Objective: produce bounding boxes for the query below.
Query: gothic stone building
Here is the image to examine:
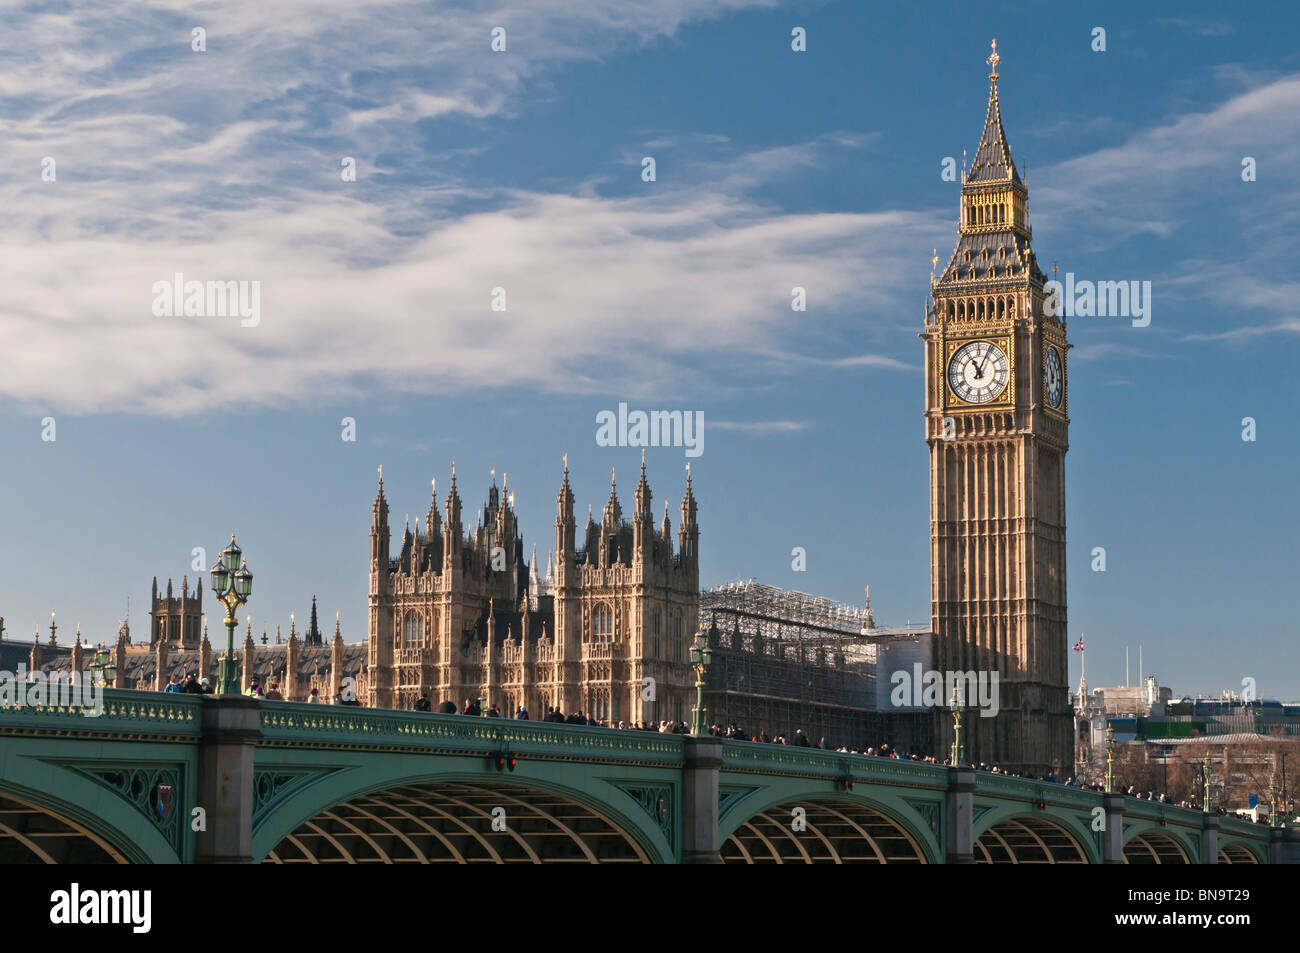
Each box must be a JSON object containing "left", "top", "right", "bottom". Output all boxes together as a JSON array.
[
  {"left": 925, "top": 42, "right": 1072, "bottom": 774},
  {"left": 149, "top": 576, "right": 203, "bottom": 648},
  {"left": 363, "top": 461, "right": 699, "bottom": 723}
]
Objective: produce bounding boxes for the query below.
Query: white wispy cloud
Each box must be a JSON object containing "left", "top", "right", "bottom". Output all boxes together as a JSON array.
[
  {"left": 3, "top": 0, "right": 946, "bottom": 415},
  {"left": 707, "top": 419, "right": 811, "bottom": 433}
]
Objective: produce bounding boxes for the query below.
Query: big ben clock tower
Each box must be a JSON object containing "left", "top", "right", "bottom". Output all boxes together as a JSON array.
[{"left": 925, "top": 41, "right": 1070, "bottom": 774}]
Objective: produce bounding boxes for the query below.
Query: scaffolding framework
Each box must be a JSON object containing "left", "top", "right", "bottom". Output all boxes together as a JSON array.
[
  {"left": 698, "top": 580, "right": 932, "bottom": 751},
  {"left": 702, "top": 579, "right": 914, "bottom": 666}
]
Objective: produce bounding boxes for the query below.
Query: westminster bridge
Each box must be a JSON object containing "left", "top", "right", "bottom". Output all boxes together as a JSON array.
[{"left": 1, "top": 690, "right": 1292, "bottom": 864}]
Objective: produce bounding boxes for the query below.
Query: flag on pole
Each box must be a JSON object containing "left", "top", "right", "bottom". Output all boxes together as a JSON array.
[{"left": 1073, "top": 636, "right": 1084, "bottom": 652}]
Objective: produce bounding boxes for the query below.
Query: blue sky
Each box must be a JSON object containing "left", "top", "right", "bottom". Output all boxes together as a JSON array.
[{"left": 1, "top": 1, "right": 1296, "bottom": 697}]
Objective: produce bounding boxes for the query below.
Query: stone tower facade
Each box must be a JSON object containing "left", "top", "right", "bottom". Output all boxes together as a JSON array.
[
  {"left": 924, "top": 41, "right": 1071, "bottom": 774},
  {"left": 149, "top": 576, "right": 202, "bottom": 649},
  {"left": 366, "top": 459, "right": 699, "bottom": 722}
]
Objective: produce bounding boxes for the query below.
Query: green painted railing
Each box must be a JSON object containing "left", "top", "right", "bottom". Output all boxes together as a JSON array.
[
  {"left": 1121, "top": 793, "right": 1204, "bottom": 828},
  {"left": 1219, "top": 815, "right": 1272, "bottom": 842},
  {"left": 0, "top": 688, "right": 202, "bottom": 739},
  {"left": 720, "top": 741, "right": 949, "bottom": 788},
  {"left": 258, "top": 702, "right": 685, "bottom": 765}
]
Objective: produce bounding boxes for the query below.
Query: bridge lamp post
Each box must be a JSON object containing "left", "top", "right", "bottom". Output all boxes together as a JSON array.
[
  {"left": 949, "top": 683, "right": 965, "bottom": 766},
  {"left": 88, "top": 644, "right": 116, "bottom": 688},
  {"left": 1201, "top": 753, "right": 1213, "bottom": 814},
  {"left": 210, "top": 534, "right": 254, "bottom": 695},
  {"left": 1104, "top": 725, "right": 1116, "bottom": 793},
  {"left": 688, "top": 629, "right": 712, "bottom": 736}
]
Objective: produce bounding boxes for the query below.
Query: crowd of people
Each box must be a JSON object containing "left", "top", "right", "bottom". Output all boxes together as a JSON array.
[{"left": 162, "top": 672, "right": 211, "bottom": 694}]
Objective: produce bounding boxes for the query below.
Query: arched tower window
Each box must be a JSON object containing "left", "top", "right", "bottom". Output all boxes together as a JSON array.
[
  {"left": 593, "top": 603, "right": 614, "bottom": 642},
  {"left": 403, "top": 612, "right": 424, "bottom": 648}
]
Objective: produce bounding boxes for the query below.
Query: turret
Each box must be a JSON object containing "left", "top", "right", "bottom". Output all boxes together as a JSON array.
[
  {"left": 370, "top": 466, "right": 390, "bottom": 572},
  {"left": 555, "top": 454, "right": 576, "bottom": 565},
  {"left": 425, "top": 478, "right": 441, "bottom": 538},
  {"left": 678, "top": 463, "right": 698, "bottom": 563},
  {"left": 633, "top": 451, "right": 652, "bottom": 562},
  {"left": 443, "top": 461, "right": 463, "bottom": 569}
]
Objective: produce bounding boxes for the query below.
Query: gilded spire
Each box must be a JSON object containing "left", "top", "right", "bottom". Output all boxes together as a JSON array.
[{"left": 967, "top": 38, "right": 1021, "bottom": 186}]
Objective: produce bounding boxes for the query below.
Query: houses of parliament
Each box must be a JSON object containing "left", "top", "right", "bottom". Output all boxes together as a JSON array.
[
  {"left": 356, "top": 459, "right": 700, "bottom": 723},
  {"left": 7, "top": 42, "right": 1072, "bottom": 775}
]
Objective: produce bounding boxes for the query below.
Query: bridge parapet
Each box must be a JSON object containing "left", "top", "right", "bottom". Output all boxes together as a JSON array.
[
  {"left": 259, "top": 703, "right": 684, "bottom": 765},
  {"left": 721, "top": 741, "right": 948, "bottom": 788},
  {"left": 0, "top": 688, "right": 202, "bottom": 740},
  {"left": 1121, "top": 793, "right": 1202, "bottom": 828}
]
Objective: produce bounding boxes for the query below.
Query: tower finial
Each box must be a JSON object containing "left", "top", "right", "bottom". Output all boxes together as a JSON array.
[
  {"left": 377, "top": 464, "right": 383, "bottom": 483},
  {"left": 987, "top": 37, "right": 1000, "bottom": 81}
]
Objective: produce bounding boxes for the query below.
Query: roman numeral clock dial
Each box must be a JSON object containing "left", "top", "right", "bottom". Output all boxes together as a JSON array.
[
  {"left": 947, "top": 340, "right": 1009, "bottom": 404},
  {"left": 1043, "top": 343, "right": 1063, "bottom": 409}
]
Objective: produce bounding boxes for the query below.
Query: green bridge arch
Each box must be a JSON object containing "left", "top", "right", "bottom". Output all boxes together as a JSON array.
[
  {"left": 249, "top": 755, "right": 678, "bottom": 864},
  {"left": 0, "top": 691, "right": 1290, "bottom": 865}
]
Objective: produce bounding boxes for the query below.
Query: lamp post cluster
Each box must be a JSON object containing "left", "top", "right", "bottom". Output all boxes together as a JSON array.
[
  {"left": 209, "top": 534, "right": 254, "bottom": 695},
  {"left": 688, "top": 628, "right": 712, "bottom": 736},
  {"left": 88, "top": 644, "right": 116, "bottom": 688}
]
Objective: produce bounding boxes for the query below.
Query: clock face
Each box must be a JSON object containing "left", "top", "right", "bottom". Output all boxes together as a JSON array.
[
  {"left": 1044, "top": 344, "right": 1063, "bottom": 409},
  {"left": 948, "top": 340, "right": 1009, "bottom": 404}
]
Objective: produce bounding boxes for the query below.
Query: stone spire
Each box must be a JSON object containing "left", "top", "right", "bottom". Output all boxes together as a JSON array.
[
  {"left": 633, "top": 450, "right": 653, "bottom": 560},
  {"left": 602, "top": 466, "right": 622, "bottom": 529},
  {"left": 555, "top": 453, "right": 576, "bottom": 559},
  {"left": 634, "top": 449, "right": 651, "bottom": 518},
  {"left": 426, "top": 477, "right": 441, "bottom": 537},
  {"left": 444, "top": 461, "right": 463, "bottom": 558},
  {"left": 371, "top": 465, "right": 391, "bottom": 572},
  {"left": 306, "top": 595, "right": 323, "bottom": 646},
  {"left": 679, "top": 463, "right": 698, "bottom": 561}
]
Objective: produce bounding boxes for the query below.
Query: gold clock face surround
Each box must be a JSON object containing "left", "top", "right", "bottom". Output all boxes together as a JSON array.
[{"left": 947, "top": 339, "right": 1010, "bottom": 405}]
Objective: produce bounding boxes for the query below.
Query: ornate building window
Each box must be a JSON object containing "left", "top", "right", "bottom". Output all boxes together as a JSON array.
[
  {"left": 404, "top": 613, "right": 424, "bottom": 648},
  {"left": 651, "top": 609, "right": 661, "bottom": 658},
  {"left": 593, "top": 603, "right": 614, "bottom": 642}
]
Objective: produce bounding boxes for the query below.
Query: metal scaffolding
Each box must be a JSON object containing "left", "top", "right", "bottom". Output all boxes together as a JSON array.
[
  {"left": 700, "top": 579, "right": 874, "bottom": 667},
  {"left": 696, "top": 580, "right": 933, "bottom": 750}
]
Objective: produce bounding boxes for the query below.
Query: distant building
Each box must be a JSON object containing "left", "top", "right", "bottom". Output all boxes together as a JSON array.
[{"left": 149, "top": 576, "right": 202, "bottom": 649}]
